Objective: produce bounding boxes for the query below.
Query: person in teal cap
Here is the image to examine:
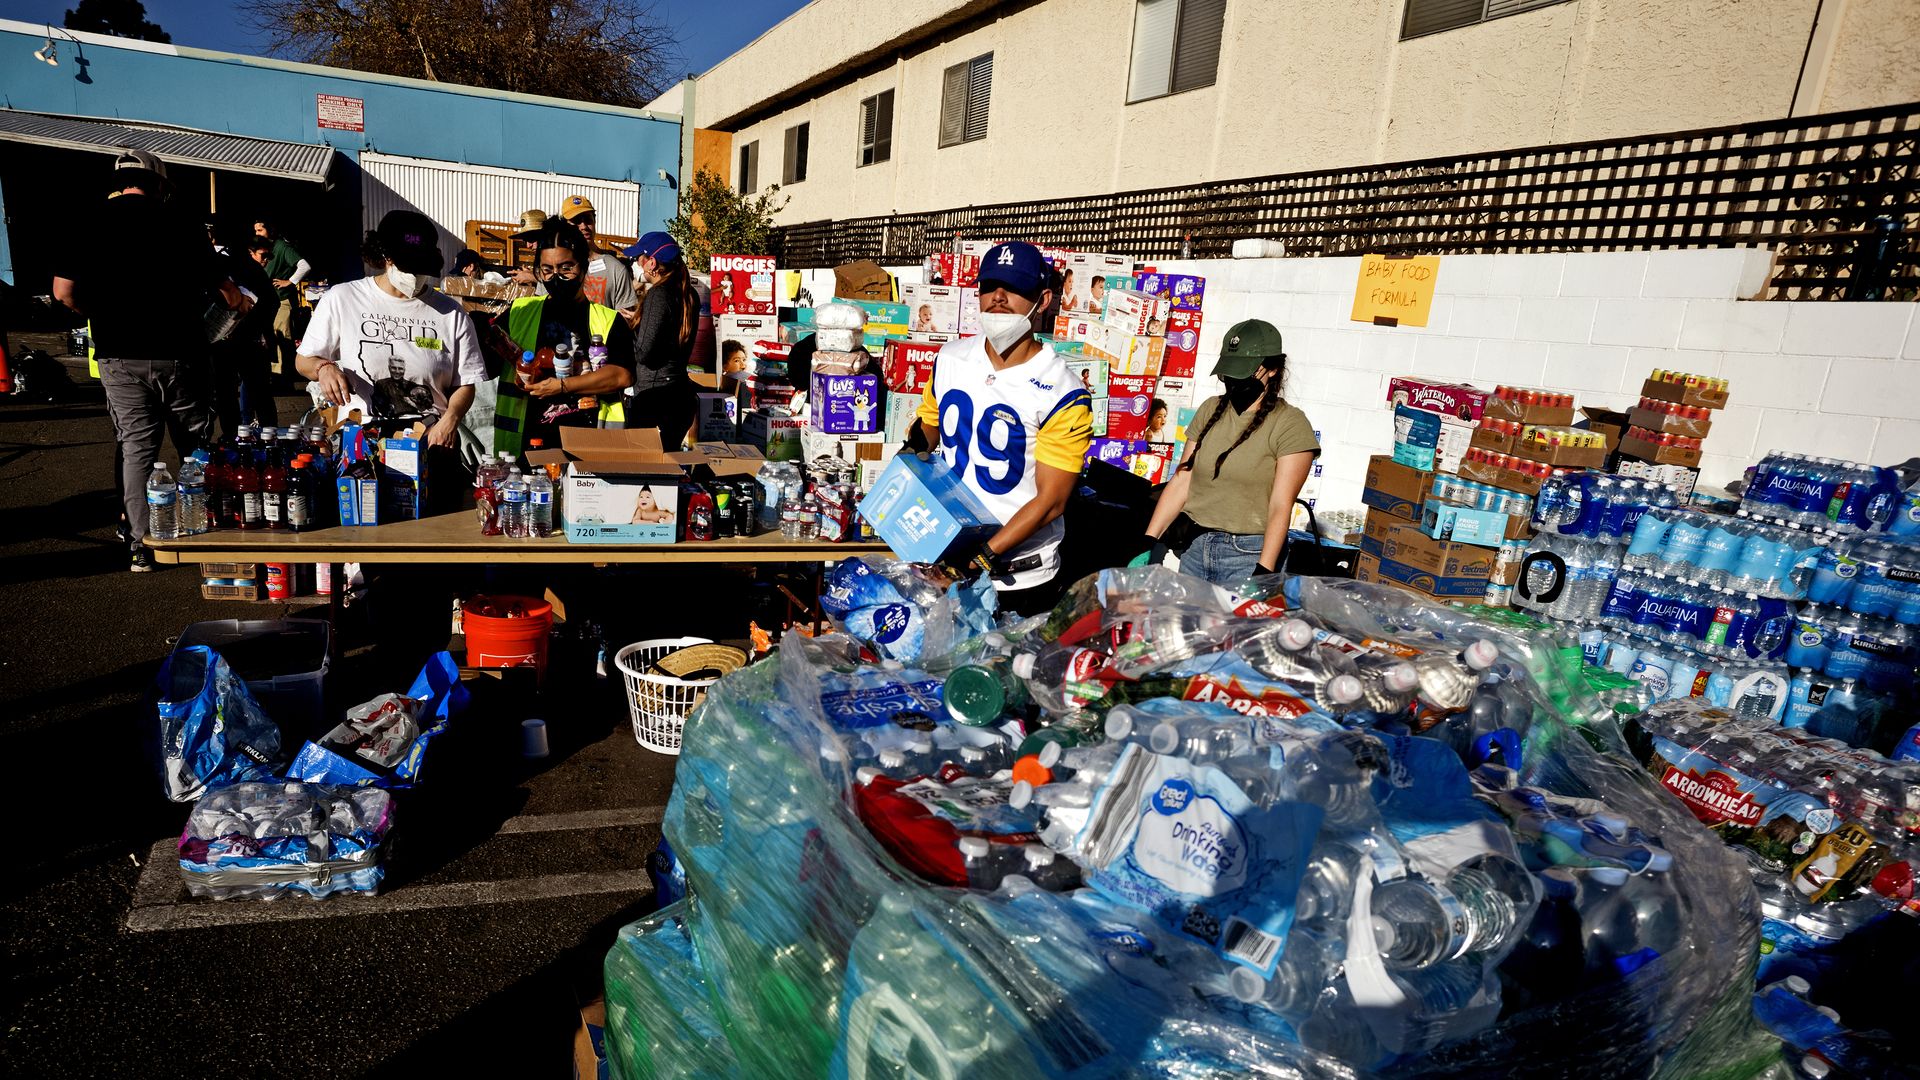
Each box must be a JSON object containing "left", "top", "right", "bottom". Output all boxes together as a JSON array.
[{"left": 1146, "top": 319, "right": 1320, "bottom": 585}]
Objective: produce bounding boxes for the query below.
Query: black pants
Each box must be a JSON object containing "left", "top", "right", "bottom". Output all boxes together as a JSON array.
[
  {"left": 211, "top": 338, "right": 277, "bottom": 439},
  {"left": 996, "top": 574, "right": 1066, "bottom": 619},
  {"left": 626, "top": 381, "right": 698, "bottom": 451}
]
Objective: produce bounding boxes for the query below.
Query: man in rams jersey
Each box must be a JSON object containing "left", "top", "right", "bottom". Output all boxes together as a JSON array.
[{"left": 908, "top": 242, "right": 1094, "bottom": 616}]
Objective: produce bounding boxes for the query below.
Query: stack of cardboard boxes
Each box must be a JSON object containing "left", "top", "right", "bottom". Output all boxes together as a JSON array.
[
  {"left": 1068, "top": 268, "right": 1206, "bottom": 485},
  {"left": 1579, "top": 368, "right": 1728, "bottom": 500},
  {"left": 1361, "top": 379, "right": 1574, "bottom": 603}
]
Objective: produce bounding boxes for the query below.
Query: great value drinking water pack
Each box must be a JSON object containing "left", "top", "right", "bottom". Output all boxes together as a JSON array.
[{"left": 1076, "top": 744, "right": 1323, "bottom": 978}]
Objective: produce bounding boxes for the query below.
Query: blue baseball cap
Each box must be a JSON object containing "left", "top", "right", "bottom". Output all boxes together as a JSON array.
[
  {"left": 623, "top": 231, "right": 680, "bottom": 264},
  {"left": 977, "top": 242, "right": 1049, "bottom": 300}
]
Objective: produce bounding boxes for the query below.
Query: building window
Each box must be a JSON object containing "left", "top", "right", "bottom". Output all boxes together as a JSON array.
[
  {"left": 859, "top": 90, "right": 894, "bottom": 167},
  {"left": 783, "top": 123, "right": 809, "bottom": 185},
  {"left": 1401, "top": 0, "right": 1570, "bottom": 40},
  {"left": 1127, "top": 0, "right": 1227, "bottom": 103},
  {"left": 939, "top": 53, "right": 992, "bottom": 148},
  {"left": 738, "top": 140, "right": 759, "bottom": 194}
]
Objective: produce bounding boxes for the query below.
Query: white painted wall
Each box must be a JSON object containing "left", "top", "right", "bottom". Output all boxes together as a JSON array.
[{"left": 1144, "top": 249, "right": 1920, "bottom": 513}]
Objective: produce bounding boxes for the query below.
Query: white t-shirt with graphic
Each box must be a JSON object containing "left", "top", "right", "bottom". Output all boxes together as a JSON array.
[{"left": 300, "top": 276, "right": 487, "bottom": 421}]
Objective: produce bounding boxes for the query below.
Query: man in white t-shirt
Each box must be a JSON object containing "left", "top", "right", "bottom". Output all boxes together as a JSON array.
[
  {"left": 909, "top": 241, "right": 1093, "bottom": 616},
  {"left": 298, "top": 210, "right": 486, "bottom": 456}
]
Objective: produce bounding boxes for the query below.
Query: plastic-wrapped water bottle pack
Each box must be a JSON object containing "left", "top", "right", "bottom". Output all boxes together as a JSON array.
[
  {"left": 178, "top": 780, "right": 393, "bottom": 899},
  {"left": 603, "top": 564, "right": 1792, "bottom": 1078}
]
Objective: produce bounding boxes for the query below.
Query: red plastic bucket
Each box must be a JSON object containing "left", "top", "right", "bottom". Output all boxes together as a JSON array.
[{"left": 463, "top": 594, "right": 553, "bottom": 673}]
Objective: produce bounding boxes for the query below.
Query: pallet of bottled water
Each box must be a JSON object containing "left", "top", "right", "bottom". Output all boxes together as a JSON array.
[{"left": 602, "top": 563, "right": 1787, "bottom": 1078}]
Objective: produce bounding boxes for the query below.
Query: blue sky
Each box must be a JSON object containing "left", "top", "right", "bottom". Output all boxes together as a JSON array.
[{"left": 0, "top": 0, "right": 803, "bottom": 80}]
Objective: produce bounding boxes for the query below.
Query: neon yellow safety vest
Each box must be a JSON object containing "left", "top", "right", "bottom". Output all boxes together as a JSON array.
[
  {"left": 87, "top": 321, "right": 98, "bottom": 379},
  {"left": 505, "top": 296, "right": 624, "bottom": 425}
]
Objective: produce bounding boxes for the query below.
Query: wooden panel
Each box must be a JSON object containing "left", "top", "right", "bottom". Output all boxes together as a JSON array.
[{"left": 770, "top": 104, "right": 1920, "bottom": 301}]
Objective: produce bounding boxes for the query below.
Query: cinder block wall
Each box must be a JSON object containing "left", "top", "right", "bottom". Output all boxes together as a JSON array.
[{"left": 1146, "top": 250, "right": 1919, "bottom": 512}]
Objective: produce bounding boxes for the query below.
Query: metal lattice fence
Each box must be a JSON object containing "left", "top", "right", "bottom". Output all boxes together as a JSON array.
[{"left": 772, "top": 103, "right": 1920, "bottom": 300}]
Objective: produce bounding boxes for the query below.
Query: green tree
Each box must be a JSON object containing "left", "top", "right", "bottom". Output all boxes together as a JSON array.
[
  {"left": 240, "top": 0, "right": 680, "bottom": 107},
  {"left": 65, "top": 0, "right": 171, "bottom": 42},
  {"left": 666, "top": 169, "right": 790, "bottom": 274}
]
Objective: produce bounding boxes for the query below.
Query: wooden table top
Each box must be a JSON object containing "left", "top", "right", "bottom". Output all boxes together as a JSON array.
[{"left": 150, "top": 513, "right": 888, "bottom": 565}]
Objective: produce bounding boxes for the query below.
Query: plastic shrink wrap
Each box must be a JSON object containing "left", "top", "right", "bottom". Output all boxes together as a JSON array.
[{"left": 606, "top": 566, "right": 1786, "bottom": 1079}]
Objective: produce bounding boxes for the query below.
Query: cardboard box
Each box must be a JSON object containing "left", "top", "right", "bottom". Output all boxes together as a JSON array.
[
  {"left": 1094, "top": 328, "right": 1164, "bottom": 377},
  {"left": 696, "top": 393, "right": 739, "bottom": 441},
  {"left": 1132, "top": 271, "right": 1206, "bottom": 313},
  {"left": 1156, "top": 376, "right": 1198, "bottom": 408},
  {"left": 1627, "top": 405, "right": 1714, "bottom": 440},
  {"left": 1469, "top": 424, "right": 1521, "bottom": 456},
  {"left": 1065, "top": 357, "right": 1110, "bottom": 398},
  {"left": 1106, "top": 374, "right": 1158, "bottom": 439},
  {"left": 1482, "top": 395, "right": 1576, "bottom": 427},
  {"left": 901, "top": 282, "right": 962, "bottom": 334},
  {"left": 881, "top": 338, "right": 940, "bottom": 395},
  {"left": 1640, "top": 376, "right": 1729, "bottom": 410},
  {"left": 717, "top": 313, "right": 780, "bottom": 371},
  {"left": 1421, "top": 498, "right": 1528, "bottom": 546},
  {"left": 1582, "top": 405, "right": 1630, "bottom": 454},
  {"left": 857, "top": 453, "right": 999, "bottom": 564},
  {"left": 379, "top": 426, "right": 428, "bottom": 522},
  {"left": 1379, "top": 517, "right": 1498, "bottom": 578},
  {"left": 556, "top": 428, "right": 683, "bottom": 544},
  {"left": 1386, "top": 377, "right": 1489, "bottom": 422},
  {"left": 201, "top": 582, "right": 267, "bottom": 601},
  {"left": 336, "top": 473, "right": 381, "bottom": 527},
  {"left": 1062, "top": 253, "right": 1132, "bottom": 314},
  {"left": 1355, "top": 552, "right": 1491, "bottom": 600},
  {"left": 1087, "top": 437, "right": 1148, "bottom": 469},
  {"left": 1393, "top": 405, "right": 1474, "bottom": 473},
  {"left": 1090, "top": 399, "right": 1110, "bottom": 437},
  {"left": 742, "top": 409, "right": 805, "bottom": 460},
  {"left": 574, "top": 998, "right": 609, "bottom": 1080},
  {"left": 1508, "top": 436, "right": 1609, "bottom": 470},
  {"left": 802, "top": 429, "right": 886, "bottom": 464},
  {"left": 1053, "top": 314, "right": 1104, "bottom": 345},
  {"left": 709, "top": 254, "right": 778, "bottom": 316},
  {"left": 1619, "top": 429, "right": 1704, "bottom": 467},
  {"left": 201, "top": 562, "right": 260, "bottom": 578},
  {"left": 884, "top": 393, "right": 921, "bottom": 443},
  {"left": 1161, "top": 310, "right": 1202, "bottom": 378},
  {"left": 851, "top": 300, "right": 910, "bottom": 328},
  {"left": 1363, "top": 454, "right": 1435, "bottom": 522},
  {"left": 1130, "top": 442, "right": 1177, "bottom": 484},
  {"left": 930, "top": 252, "right": 981, "bottom": 288},
  {"left": 1459, "top": 456, "right": 1548, "bottom": 495},
  {"left": 810, "top": 371, "right": 883, "bottom": 434},
  {"left": 958, "top": 289, "right": 980, "bottom": 337},
  {"left": 1100, "top": 288, "right": 1171, "bottom": 336}
]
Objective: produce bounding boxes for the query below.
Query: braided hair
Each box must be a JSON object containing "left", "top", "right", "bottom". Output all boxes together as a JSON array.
[{"left": 1179, "top": 354, "right": 1288, "bottom": 479}]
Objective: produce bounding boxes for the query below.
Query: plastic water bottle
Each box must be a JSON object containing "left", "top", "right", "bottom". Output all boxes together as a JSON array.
[
  {"left": 552, "top": 341, "right": 576, "bottom": 380},
  {"left": 1658, "top": 512, "right": 1710, "bottom": 577},
  {"left": 1148, "top": 715, "right": 1254, "bottom": 766},
  {"left": 499, "top": 467, "right": 530, "bottom": 538},
  {"left": 528, "top": 470, "right": 554, "bottom": 538},
  {"left": 1412, "top": 640, "right": 1499, "bottom": 710},
  {"left": 1695, "top": 518, "right": 1746, "bottom": 589},
  {"left": 145, "top": 462, "right": 179, "bottom": 540},
  {"left": 1624, "top": 508, "right": 1670, "bottom": 571},
  {"left": 1228, "top": 928, "right": 1341, "bottom": 1018},
  {"left": 1581, "top": 860, "right": 1681, "bottom": 978},
  {"left": 176, "top": 458, "right": 208, "bottom": 535},
  {"left": 1369, "top": 854, "right": 1532, "bottom": 969},
  {"left": 1549, "top": 541, "right": 1591, "bottom": 622}
]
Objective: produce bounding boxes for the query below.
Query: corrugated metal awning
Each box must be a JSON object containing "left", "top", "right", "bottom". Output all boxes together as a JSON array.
[{"left": 0, "top": 110, "right": 335, "bottom": 183}]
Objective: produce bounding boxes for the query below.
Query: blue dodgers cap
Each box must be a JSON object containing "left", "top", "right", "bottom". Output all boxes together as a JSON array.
[
  {"left": 977, "top": 241, "right": 1050, "bottom": 300},
  {"left": 623, "top": 231, "right": 681, "bottom": 263}
]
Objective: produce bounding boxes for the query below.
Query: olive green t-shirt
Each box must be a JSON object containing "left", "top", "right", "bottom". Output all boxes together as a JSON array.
[{"left": 1180, "top": 397, "right": 1321, "bottom": 535}]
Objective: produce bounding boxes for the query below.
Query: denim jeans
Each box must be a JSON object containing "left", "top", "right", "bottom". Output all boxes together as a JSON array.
[{"left": 1181, "top": 529, "right": 1266, "bottom": 587}]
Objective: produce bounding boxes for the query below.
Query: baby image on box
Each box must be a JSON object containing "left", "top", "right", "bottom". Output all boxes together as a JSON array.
[
  {"left": 914, "top": 304, "right": 937, "bottom": 332},
  {"left": 629, "top": 487, "right": 677, "bottom": 525}
]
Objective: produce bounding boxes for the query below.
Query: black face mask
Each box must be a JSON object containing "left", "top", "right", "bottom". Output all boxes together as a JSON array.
[
  {"left": 545, "top": 275, "right": 582, "bottom": 302},
  {"left": 1224, "top": 375, "right": 1264, "bottom": 412}
]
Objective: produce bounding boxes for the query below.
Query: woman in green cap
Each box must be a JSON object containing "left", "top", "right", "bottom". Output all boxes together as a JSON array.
[{"left": 1146, "top": 319, "right": 1320, "bottom": 585}]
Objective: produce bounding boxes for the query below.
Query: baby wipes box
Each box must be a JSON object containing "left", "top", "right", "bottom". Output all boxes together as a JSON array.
[{"left": 858, "top": 453, "right": 999, "bottom": 564}]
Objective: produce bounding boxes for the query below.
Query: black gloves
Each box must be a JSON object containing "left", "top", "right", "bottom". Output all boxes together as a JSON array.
[
  {"left": 1255, "top": 564, "right": 1276, "bottom": 577},
  {"left": 940, "top": 542, "right": 1007, "bottom": 582}
]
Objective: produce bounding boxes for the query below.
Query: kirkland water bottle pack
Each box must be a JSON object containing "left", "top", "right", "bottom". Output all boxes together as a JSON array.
[
  {"left": 178, "top": 781, "right": 393, "bottom": 899},
  {"left": 603, "top": 562, "right": 1781, "bottom": 1079}
]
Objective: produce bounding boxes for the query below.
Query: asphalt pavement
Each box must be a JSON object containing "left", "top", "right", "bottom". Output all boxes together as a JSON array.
[{"left": 0, "top": 344, "right": 741, "bottom": 1077}]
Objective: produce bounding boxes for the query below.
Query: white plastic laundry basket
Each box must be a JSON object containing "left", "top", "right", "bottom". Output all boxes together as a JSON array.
[{"left": 615, "top": 637, "right": 742, "bottom": 755}]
